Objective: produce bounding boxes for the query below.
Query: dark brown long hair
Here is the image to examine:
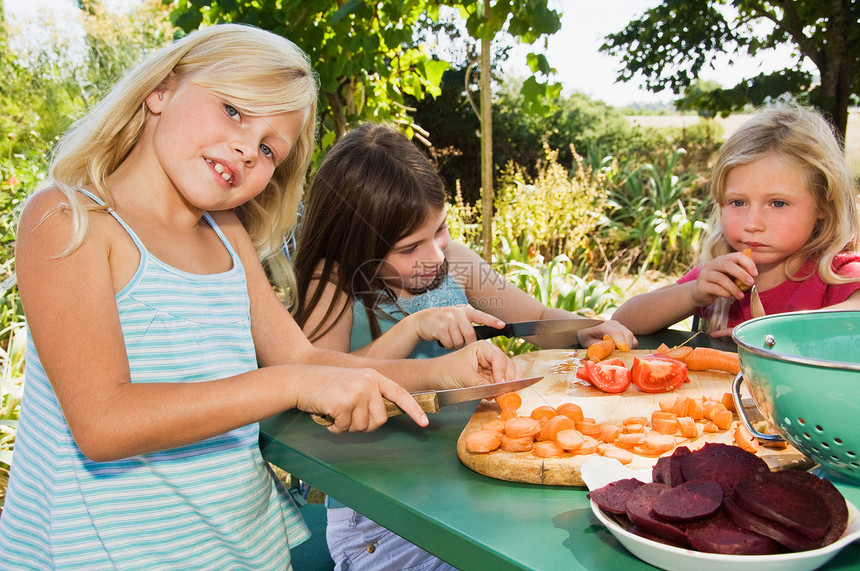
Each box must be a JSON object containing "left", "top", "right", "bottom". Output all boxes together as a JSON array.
[{"left": 293, "top": 123, "right": 448, "bottom": 341}]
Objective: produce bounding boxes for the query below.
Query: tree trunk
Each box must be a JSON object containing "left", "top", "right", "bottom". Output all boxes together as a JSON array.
[{"left": 480, "top": 0, "right": 494, "bottom": 262}]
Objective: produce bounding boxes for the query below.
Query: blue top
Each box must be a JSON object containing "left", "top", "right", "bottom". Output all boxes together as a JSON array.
[
  {"left": 0, "top": 190, "right": 308, "bottom": 570},
  {"left": 350, "top": 275, "right": 469, "bottom": 359}
]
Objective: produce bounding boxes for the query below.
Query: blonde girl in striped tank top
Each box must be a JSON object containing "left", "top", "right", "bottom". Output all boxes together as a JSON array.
[{"left": 1, "top": 23, "right": 519, "bottom": 570}]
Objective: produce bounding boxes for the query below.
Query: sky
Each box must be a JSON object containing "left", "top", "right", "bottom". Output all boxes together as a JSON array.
[{"left": 6, "top": 0, "right": 812, "bottom": 108}]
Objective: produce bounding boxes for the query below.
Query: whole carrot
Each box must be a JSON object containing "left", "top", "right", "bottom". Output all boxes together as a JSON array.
[{"left": 683, "top": 347, "right": 741, "bottom": 375}]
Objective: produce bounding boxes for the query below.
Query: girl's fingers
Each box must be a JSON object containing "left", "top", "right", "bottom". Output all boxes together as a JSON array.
[{"left": 379, "top": 379, "right": 429, "bottom": 427}]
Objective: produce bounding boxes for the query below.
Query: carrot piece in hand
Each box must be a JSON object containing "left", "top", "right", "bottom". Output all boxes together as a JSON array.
[
  {"left": 586, "top": 335, "right": 616, "bottom": 362},
  {"left": 734, "top": 248, "right": 754, "bottom": 291}
]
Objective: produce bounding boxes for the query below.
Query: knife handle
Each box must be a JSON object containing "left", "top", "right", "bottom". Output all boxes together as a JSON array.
[{"left": 311, "top": 392, "right": 440, "bottom": 426}]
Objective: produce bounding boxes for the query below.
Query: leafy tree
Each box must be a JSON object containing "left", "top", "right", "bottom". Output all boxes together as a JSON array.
[
  {"left": 169, "top": 1, "right": 560, "bottom": 146},
  {"left": 601, "top": 1, "right": 859, "bottom": 145}
]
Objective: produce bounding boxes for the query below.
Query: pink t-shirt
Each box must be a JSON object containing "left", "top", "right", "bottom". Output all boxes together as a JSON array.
[{"left": 678, "top": 252, "right": 860, "bottom": 329}]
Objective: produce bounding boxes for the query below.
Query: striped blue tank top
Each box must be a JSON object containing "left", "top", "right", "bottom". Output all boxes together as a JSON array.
[{"left": 0, "top": 191, "right": 308, "bottom": 569}]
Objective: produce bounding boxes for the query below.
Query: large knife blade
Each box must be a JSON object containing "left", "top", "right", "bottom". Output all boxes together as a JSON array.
[
  {"left": 474, "top": 318, "right": 605, "bottom": 340},
  {"left": 311, "top": 375, "right": 543, "bottom": 426}
]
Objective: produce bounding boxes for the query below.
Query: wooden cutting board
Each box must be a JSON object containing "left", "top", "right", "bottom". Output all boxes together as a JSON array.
[{"left": 457, "top": 349, "right": 813, "bottom": 487}]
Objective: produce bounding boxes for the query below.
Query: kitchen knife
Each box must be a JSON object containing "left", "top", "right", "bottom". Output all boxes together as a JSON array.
[
  {"left": 473, "top": 318, "right": 605, "bottom": 340},
  {"left": 311, "top": 375, "right": 543, "bottom": 426}
]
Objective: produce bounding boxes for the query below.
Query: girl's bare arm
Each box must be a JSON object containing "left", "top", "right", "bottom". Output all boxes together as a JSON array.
[
  {"left": 611, "top": 282, "right": 700, "bottom": 335},
  {"left": 16, "top": 195, "right": 427, "bottom": 462}
]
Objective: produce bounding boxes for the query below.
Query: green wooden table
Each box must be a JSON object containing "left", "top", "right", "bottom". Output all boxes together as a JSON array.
[{"left": 260, "top": 330, "right": 860, "bottom": 570}]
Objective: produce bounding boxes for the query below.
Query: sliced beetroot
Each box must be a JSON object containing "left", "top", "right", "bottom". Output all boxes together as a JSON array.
[
  {"left": 732, "top": 472, "right": 831, "bottom": 540},
  {"left": 722, "top": 494, "right": 822, "bottom": 552},
  {"left": 653, "top": 479, "right": 723, "bottom": 523},
  {"left": 588, "top": 478, "right": 645, "bottom": 515},
  {"left": 769, "top": 470, "right": 849, "bottom": 546},
  {"left": 625, "top": 483, "right": 689, "bottom": 546},
  {"left": 652, "top": 445, "right": 690, "bottom": 487},
  {"left": 680, "top": 443, "right": 768, "bottom": 494},
  {"left": 686, "top": 511, "right": 780, "bottom": 555}
]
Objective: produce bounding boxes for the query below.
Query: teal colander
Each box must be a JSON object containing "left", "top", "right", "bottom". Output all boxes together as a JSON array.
[{"left": 732, "top": 310, "right": 860, "bottom": 484}]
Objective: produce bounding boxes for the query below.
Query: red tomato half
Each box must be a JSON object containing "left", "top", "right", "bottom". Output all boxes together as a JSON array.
[
  {"left": 577, "top": 359, "right": 631, "bottom": 393},
  {"left": 630, "top": 355, "right": 688, "bottom": 393}
]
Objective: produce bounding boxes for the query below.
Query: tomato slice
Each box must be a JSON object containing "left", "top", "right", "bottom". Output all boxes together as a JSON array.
[
  {"left": 578, "top": 359, "right": 631, "bottom": 393},
  {"left": 630, "top": 355, "right": 688, "bottom": 393}
]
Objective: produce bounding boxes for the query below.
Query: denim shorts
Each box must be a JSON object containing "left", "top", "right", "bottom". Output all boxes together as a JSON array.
[{"left": 325, "top": 506, "right": 459, "bottom": 571}]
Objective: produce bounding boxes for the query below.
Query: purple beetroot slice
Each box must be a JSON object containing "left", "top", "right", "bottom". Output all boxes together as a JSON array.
[
  {"left": 625, "top": 483, "right": 689, "bottom": 546},
  {"left": 652, "top": 445, "right": 690, "bottom": 487},
  {"left": 588, "top": 478, "right": 645, "bottom": 515},
  {"left": 722, "top": 494, "right": 822, "bottom": 552},
  {"left": 768, "top": 470, "right": 848, "bottom": 546},
  {"left": 653, "top": 479, "right": 723, "bottom": 523},
  {"left": 680, "top": 442, "right": 768, "bottom": 494},
  {"left": 732, "top": 472, "right": 831, "bottom": 541},
  {"left": 686, "top": 511, "right": 780, "bottom": 555}
]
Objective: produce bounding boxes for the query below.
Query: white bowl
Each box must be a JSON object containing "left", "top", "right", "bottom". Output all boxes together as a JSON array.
[{"left": 590, "top": 499, "right": 860, "bottom": 571}]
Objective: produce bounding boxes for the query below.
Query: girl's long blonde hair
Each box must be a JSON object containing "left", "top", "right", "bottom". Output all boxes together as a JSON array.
[
  {"left": 44, "top": 23, "right": 318, "bottom": 286},
  {"left": 700, "top": 104, "right": 859, "bottom": 331}
]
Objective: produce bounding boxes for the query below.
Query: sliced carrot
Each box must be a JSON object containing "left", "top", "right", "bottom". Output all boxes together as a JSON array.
[
  {"left": 677, "top": 416, "right": 699, "bottom": 438},
  {"left": 684, "top": 347, "right": 741, "bottom": 375},
  {"left": 599, "top": 423, "right": 623, "bottom": 443},
  {"left": 665, "top": 346, "right": 694, "bottom": 361},
  {"left": 538, "top": 415, "right": 577, "bottom": 442},
  {"left": 712, "top": 409, "right": 734, "bottom": 430},
  {"left": 529, "top": 405, "right": 558, "bottom": 424},
  {"left": 577, "top": 436, "right": 600, "bottom": 455},
  {"left": 644, "top": 432, "right": 676, "bottom": 453},
  {"left": 556, "top": 402, "right": 584, "bottom": 423},
  {"left": 533, "top": 440, "right": 565, "bottom": 458},
  {"left": 721, "top": 392, "right": 736, "bottom": 413},
  {"left": 651, "top": 417, "right": 679, "bottom": 435},
  {"left": 623, "top": 423, "right": 646, "bottom": 434},
  {"left": 575, "top": 421, "right": 603, "bottom": 437},
  {"left": 702, "top": 421, "right": 719, "bottom": 433},
  {"left": 685, "top": 398, "right": 705, "bottom": 421},
  {"left": 614, "top": 339, "right": 630, "bottom": 352},
  {"left": 734, "top": 424, "right": 760, "bottom": 454},
  {"left": 622, "top": 416, "right": 648, "bottom": 426},
  {"left": 499, "top": 434, "right": 535, "bottom": 453},
  {"left": 554, "top": 428, "right": 584, "bottom": 451},
  {"left": 464, "top": 429, "right": 502, "bottom": 453},
  {"left": 598, "top": 446, "right": 634, "bottom": 465},
  {"left": 504, "top": 416, "right": 542, "bottom": 439},
  {"left": 495, "top": 392, "right": 522, "bottom": 412},
  {"left": 671, "top": 396, "right": 691, "bottom": 417},
  {"left": 501, "top": 407, "right": 518, "bottom": 421},
  {"left": 651, "top": 411, "right": 677, "bottom": 423},
  {"left": 658, "top": 397, "right": 677, "bottom": 413},
  {"left": 481, "top": 419, "right": 505, "bottom": 432},
  {"left": 704, "top": 401, "right": 727, "bottom": 421},
  {"left": 586, "top": 335, "right": 616, "bottom": 362},
  {"left": 615, "top": 432, "right": 646, "bottom": 448}
]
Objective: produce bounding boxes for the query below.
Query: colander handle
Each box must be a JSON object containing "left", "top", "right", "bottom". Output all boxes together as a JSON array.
[{"left": 732, "top": 372, "right": 786, "bottom": 443}]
